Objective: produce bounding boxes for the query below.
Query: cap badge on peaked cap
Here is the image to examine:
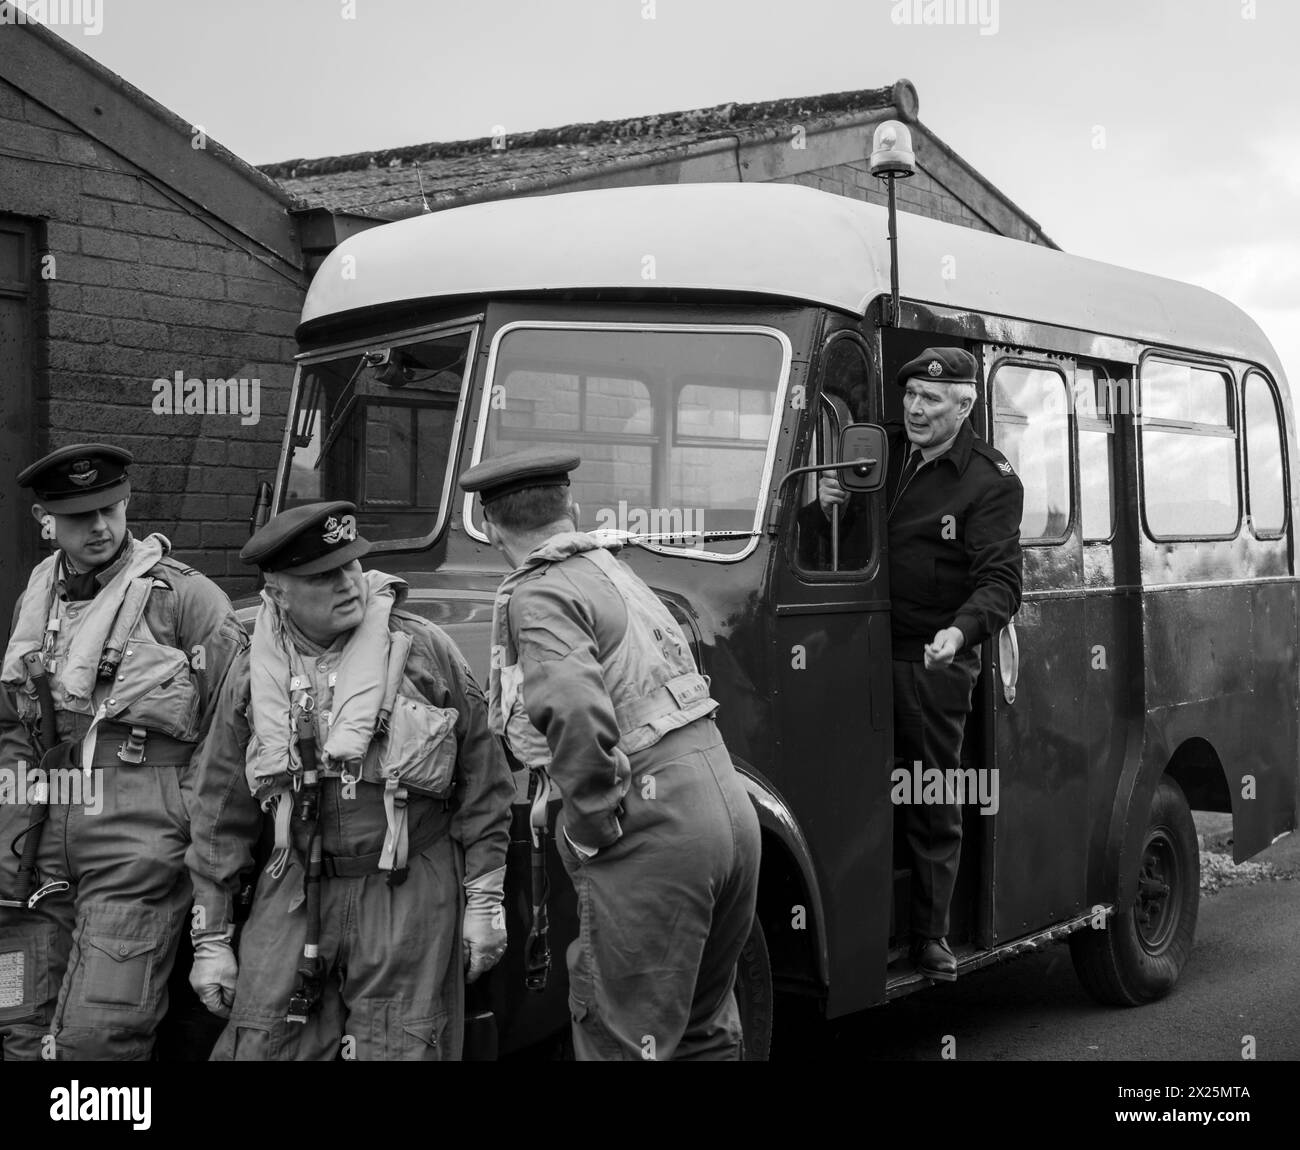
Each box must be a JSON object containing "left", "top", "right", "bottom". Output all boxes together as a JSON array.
[
  {"left": 240, "top": 500, "right": 372, "bottom": 575},
  {"left": 16, "top": 443, "right": 134, "bottom": 515},
  {"left": 322, "top": 514, "right": 357, "bottom": 545}
]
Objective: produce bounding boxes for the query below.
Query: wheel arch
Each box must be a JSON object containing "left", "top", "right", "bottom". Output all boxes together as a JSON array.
[
  {"left": 1107, "top": 732, "right": 1225, "bottom": 909},
  {"left": 734, "top": 763, "right": 829, "bottom": 992},
  {"left": 1165, "top": 736, "right": 1232, "bottom": 814}
]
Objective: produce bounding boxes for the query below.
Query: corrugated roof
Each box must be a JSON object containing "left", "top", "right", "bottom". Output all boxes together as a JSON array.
[{"left": 261, "top": 84, "right": 909, "bottom": 220}]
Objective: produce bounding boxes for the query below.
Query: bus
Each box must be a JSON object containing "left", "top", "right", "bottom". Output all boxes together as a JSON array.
[{"left": 257, "top": 180, "right": 1298, "bottom": 1057}]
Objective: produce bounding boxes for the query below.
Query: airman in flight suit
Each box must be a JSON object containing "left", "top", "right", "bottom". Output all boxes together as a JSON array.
[
  {"left": 186, "top": 501, "right": 515, "bottom": 1060},
  {"left": 461, "top": 449, "right": 761, "bottom": 1060},
  {"left": 0, "top": 444, "right": 246, "bottom": 1060}
]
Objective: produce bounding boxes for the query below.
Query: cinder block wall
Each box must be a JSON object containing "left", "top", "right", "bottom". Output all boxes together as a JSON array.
[{"left": 0, "top": 77, "right": 303, "bottom": 599}]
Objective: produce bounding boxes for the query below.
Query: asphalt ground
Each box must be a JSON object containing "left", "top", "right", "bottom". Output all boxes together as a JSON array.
[{"left": 784, "top": 813, "right": 1300, "bottom": 1061}]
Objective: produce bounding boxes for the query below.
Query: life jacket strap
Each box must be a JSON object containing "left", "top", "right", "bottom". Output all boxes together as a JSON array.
[{"left": 379, "top": 774, "right": 411, "bottom": 885}]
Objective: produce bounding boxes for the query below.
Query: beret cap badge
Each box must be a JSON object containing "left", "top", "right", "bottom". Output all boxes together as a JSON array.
[{"left": 896, "top": 347, "right": 980, "bottom": 391}]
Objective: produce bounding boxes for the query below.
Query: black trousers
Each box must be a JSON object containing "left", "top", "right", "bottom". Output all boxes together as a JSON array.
[{"left": 892, "top": 648, "right": 980, "bottom": 939}]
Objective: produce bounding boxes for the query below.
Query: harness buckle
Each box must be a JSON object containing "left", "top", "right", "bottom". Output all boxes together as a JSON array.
[
  {"left": 0, "top": 879, "right": 71, "bottom": 911},
  {"left": 116, "top": 726, "right": 148, "bottom": 764},
  {"left": 27, "top": 879, "right": 71, "bottom": 907}
]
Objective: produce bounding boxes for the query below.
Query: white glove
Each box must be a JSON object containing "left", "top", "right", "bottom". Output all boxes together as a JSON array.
[
  {"left": 190, "top": 933, "right": 238, "bottom": 1019},
  {"left": 463, "top": 864, "right": 507, "bottom": 983}
]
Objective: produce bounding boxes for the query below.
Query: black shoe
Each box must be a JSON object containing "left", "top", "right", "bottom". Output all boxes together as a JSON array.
[{"left": 912, "top": 937, "right": 957, "bottom": 982}]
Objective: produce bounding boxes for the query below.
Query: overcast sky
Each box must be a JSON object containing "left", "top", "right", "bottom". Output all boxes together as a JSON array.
[{"left": 32, "top": 0, "right": 1300, "bottom": 384}]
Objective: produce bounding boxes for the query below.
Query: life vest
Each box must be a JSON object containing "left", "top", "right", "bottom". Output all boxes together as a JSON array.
[
  {"left": 4, "top": 537, "right": 201, "bottom": 747},
  {"left": 245, "top": 572, "right": 460, "bottom": 878},
  {"left": 41, "top": 583, "right": 201, "bottom": 745},
  {"left": 490, "top": 533, "right": 716, "bottom": 770}
]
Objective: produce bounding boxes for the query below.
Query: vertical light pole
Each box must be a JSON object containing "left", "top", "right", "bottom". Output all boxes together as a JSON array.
[{"left": 869, "top": 120, "right": 917, "bottom": 327}]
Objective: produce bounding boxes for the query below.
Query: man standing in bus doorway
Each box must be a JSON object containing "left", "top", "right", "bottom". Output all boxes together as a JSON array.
[
  {"left": 185, "top": 502, "right": 515, "bottom": 1059},
  {"left": 460, "top": 449, "right": 762, "bottom": 1060},
  {"left": 0, "top": 443, "right": 247, "bottom": 1059},
  {"left": 819, "top": 348, "right": 1023, "bottom": 980}
]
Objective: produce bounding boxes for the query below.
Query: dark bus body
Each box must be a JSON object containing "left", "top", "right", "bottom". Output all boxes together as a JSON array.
[{"left": 253, "top": 183, "right": 1297, "bottom": 1055}]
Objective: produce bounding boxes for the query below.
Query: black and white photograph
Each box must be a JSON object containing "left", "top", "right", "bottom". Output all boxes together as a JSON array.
[{"left": 0, "top": 0, "right": 1295, "bottom": 1127}]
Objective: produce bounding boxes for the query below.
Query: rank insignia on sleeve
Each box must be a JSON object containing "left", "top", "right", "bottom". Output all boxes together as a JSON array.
[{"left": 996, "top": 460, "right": 1013, "bottom": 476}]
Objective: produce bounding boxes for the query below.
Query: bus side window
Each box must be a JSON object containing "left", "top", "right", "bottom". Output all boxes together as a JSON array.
[
  {"left": 1139, "top": 358, "right": 1238, "bottom": 539},
  {"left": 991, "top": 363, "right": 1071, "bottom": 542},
  {"left": 794, "top": 336, "right": 873, "bottom": 574},
  {"left": 1244, "top": 370, "right": 1287, "bottom": 538},
  {"left": 1076, "top": 364, "right": 1115, "bottom": 542}
]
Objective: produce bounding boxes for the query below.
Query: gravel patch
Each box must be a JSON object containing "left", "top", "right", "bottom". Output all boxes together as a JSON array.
[{"left": 1199, "top": 849, "right": 1286, "bottom": 896}]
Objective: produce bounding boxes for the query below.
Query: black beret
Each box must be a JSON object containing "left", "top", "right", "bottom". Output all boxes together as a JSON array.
[
  {"left": 240, "top": 501, "right": 372, "bottom": 575},
  {"left": 17, "top": 443, "right": 133, "bottom": 515},
  {"left": 897, "top": 347, "right": 979, "bottom": 388},
  {"left": 459, "top": 448, "right": 580, "bottom": 507}
]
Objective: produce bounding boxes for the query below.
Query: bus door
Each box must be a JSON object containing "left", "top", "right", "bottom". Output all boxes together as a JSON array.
[
  {"left": 985, "top": 352, "right": 1093, "bottom": 941},
  {"left": 774, "top": 332, "right": 894, "bottom": 1014}
]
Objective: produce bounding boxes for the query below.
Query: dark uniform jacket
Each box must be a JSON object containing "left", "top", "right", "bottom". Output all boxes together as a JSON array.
[{"left": 885, "top": 419, "right": 1023, "bottom": 659}]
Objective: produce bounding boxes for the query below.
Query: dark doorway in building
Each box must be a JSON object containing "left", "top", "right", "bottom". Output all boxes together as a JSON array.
[{"left": 0, "top": 217, "right": 37, "bottom": 616}]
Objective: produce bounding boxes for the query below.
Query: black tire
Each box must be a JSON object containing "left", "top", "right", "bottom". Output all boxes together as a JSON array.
[
  {"left": 735, "top": 917, "right": 773, "bottom": 1060},
  {"left": 1070, "top": 775, "right": 1200, "bottom": 1006}
]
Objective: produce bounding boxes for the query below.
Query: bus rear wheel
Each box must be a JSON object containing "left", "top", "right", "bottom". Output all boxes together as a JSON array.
[
  {"left": 736, "top": 917, "right": 773, "bottom": 1060},
  {"left": 1069, "top": 775, "right": 1200, "bottom": 1007}
]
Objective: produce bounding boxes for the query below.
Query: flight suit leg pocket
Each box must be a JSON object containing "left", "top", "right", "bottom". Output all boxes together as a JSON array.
[
  {"left": 564, "top": 878, "right": 626, "bottom": 1061},
  {"left": 224, "top": 1020, "right": 302, "bottom": 1062},
  {"left": 73, "top": 903, "right": 168, "bottom": 1014},
  {"left": 399, "top": 1009, "right": 451, "bottom": 1062},
  {"left": 82, "top": 935, "right": 154, "bottom": 1008},
  {"left": 230, "top": 1024, "right": 272, "bottom": 1061},
  {"left": 0, "top": 923, "right": 55, "bottom": 1023},
  {"left": 567, "top": 984, "right": 625, "bottom": 1060}
]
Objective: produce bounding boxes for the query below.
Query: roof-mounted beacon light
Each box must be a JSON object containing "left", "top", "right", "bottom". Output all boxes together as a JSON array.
[
  {"left": 869, "top": 120, "right": 916, "bottom": 178},
  {"left": 870, "top": 119, "right": 916, "bottom": 327}
]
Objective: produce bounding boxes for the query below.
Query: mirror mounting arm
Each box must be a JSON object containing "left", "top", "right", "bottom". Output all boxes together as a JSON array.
[{"left": 763, "top": 458, "right": 879, "bottom": 535}]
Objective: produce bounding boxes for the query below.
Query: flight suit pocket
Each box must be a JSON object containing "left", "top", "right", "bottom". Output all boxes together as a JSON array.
[
  {"left": 228, "top": 1022, "right": 291, "bottom": 1061},
  {"left": 400, "top": 1010, "right": 450, "bottom": 1061},
  {"left": 0, "top": 924, "right": 54, "bottom": 1021},
  {"left": 81, "top": 935, "right": 154, "bottom": 1008},
  {"left": 564, "top": 877, "right": 626, "bottom": 1060},
  {"left": 567, "top": 986, "right": 624, "bottom": 1060},
  {"left": 108, "top": 640, "right": 201, "bottom": 743},
  {"left": 370, "top": 697, "right": 458, "bottom": 799}
]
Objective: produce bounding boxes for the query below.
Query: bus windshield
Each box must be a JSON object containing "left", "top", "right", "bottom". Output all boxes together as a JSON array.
[
  {"left": 467, "top": 324, "right": 790, "bottom": 557},
  {"left": 280, "top": 325, "right": 476, "bottom": 547}
]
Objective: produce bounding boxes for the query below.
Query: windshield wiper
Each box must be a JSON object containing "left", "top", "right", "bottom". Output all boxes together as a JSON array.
[{"left": 314, "top": 359, "right": 368, "bottom": 469}]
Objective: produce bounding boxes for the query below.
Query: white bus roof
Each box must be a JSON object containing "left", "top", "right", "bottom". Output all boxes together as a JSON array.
[{"left": 302, "top": 182, "right": 1282, "bottom": 375}]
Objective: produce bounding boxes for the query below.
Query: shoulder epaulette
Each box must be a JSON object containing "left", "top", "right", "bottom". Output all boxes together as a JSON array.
[
  {"left": 155, "top": 555, "right": 199, "bottom": 577},
  {"left": 391, "top": 608, "right": 430, "bottom": 631}
]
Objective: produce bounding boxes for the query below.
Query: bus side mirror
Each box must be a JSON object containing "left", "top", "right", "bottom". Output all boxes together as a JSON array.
[{"left": 838, "top": 424, "right": 887, "bottom": 493}]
